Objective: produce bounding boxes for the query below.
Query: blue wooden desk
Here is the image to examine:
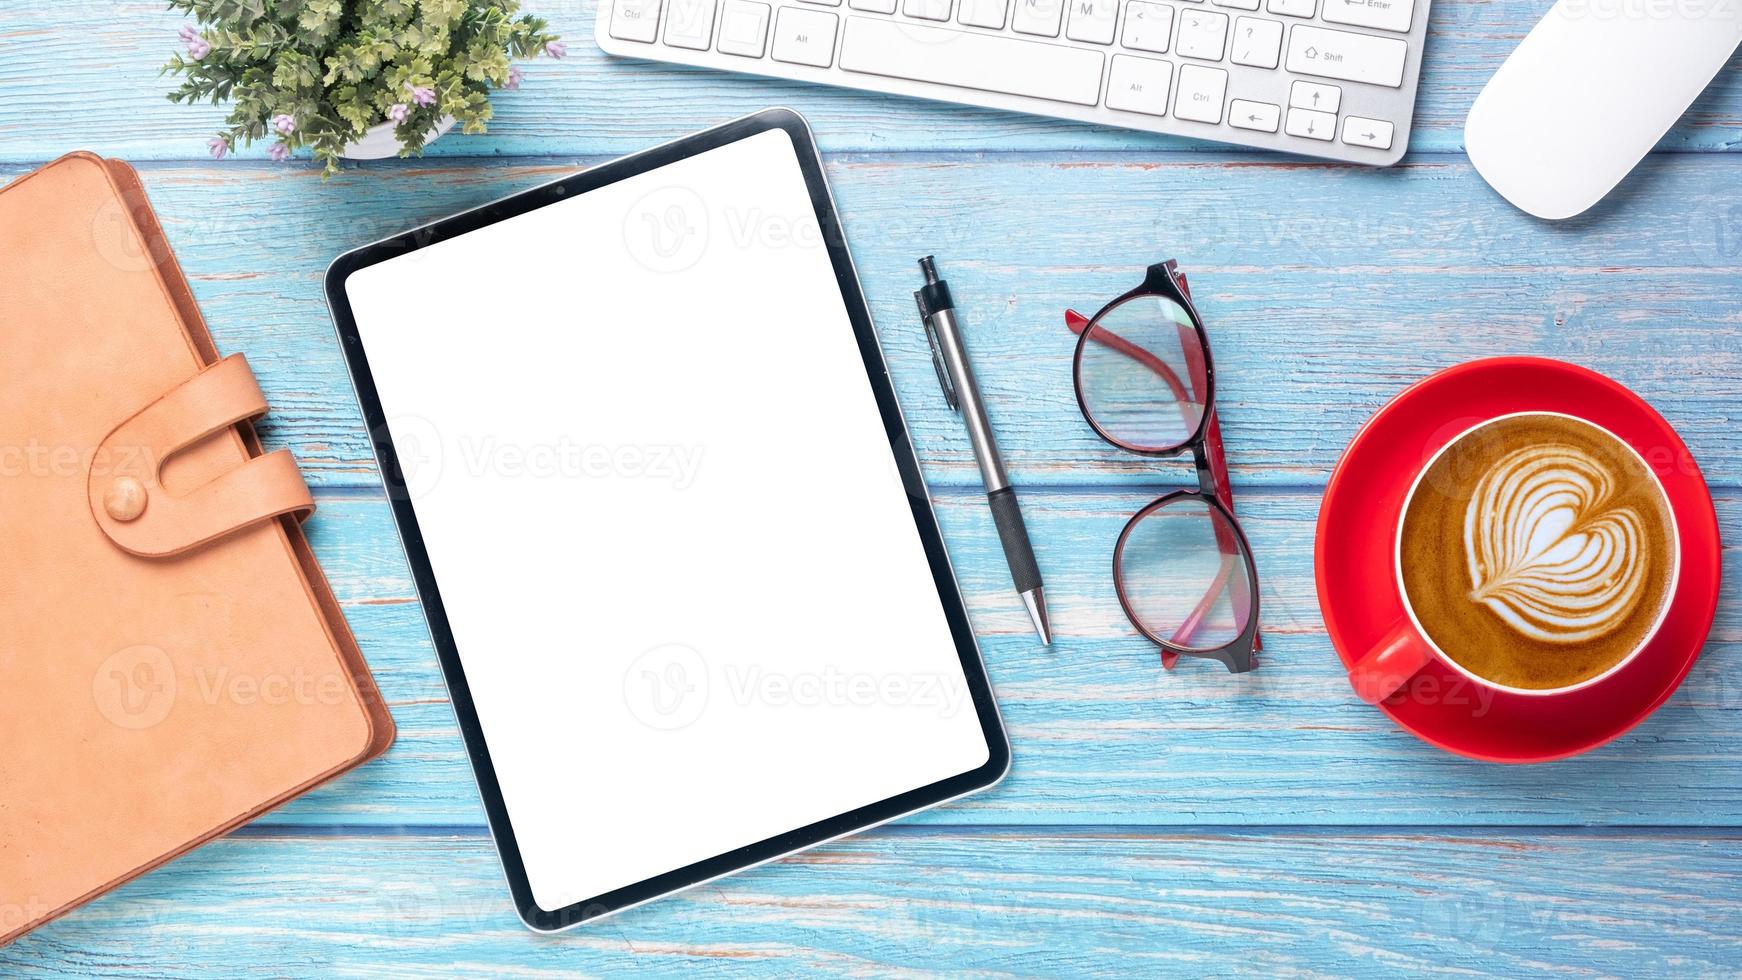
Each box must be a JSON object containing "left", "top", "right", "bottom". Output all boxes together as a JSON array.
[{"left": 4, "top": 2, "right": 1741, "bottom": 974}]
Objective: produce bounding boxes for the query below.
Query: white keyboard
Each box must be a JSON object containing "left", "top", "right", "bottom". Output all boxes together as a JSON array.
[{"left": 596, "top": 0, "right": 1429, "bottom": 164}]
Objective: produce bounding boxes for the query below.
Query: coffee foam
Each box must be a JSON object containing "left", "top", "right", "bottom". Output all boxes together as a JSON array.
[
  {"left": 1399, "top": 413, "right": 1676, "bottom": 692},
  {"left": 1463, "top": 443, "right": 1649, "bottom": 644}
]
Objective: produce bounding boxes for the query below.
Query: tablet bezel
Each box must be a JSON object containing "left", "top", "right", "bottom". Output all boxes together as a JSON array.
[{"left": 324, "top": 108, "right": 1010, "bottom": 931}]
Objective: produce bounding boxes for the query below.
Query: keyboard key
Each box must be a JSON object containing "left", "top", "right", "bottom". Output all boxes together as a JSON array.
[
  {"left": 1011, "top": 0, "right": 1065, "bottom": 35},
  {"left": 664, "top": 0, "right": 717, "bottom": 47},
  {"left": 1287, "top": 25, "right": 1407, "bottom": 87},
  {"left": 1121, "top": 1, "right": 1173, "bottom": 52},
  {"left": 1066, "top": 0, "right": 1118, "bottom": 43},
  {"left": 1342, "top": 116, "right": 1395, "bottom": 149},
  {"left": 1267, "top": 0, "right": 1314, "bottom": 13},
  {"left": 905, "top": 0, "right": 952, "bottom": 18},
  {"left": 1289, "top": 80, "right": 1340, "bottom": 112},
  {"left": 717, "top": 0, "right": 770, "bottom": 55},
  {"left": 1173, "top": 64, "right": 1227, "bottom": 123},
  {"left": 1285, "top": 106, "right": 1335, "bottom": 140},
  {"left": 1176, "top": 9, "right": 1228, "bottom": 60},
  {"left": 840, "top": 16, "right": 1105, "bottom": 104},
  {"left": 1230, "top": 17, "right": 1281, "bottom": 68},
  {"left": 802, "top": 0, "right": 842, "bottom": 6},
  {"left": 773, "top": 5, "right": 839, "bottom": 64},
  {"left": 958, "top": 0, "right": 1009, "bottom": 27},
  {"left": 611, "top": 0, "right": 663, "bottom": 42},
  {"left": 849, "top": 0, "right": 897, "bottom": 10},
  {"left": 773, "top": 6, "right": 839, "bottom": 64},
  {"left": 1105, "top": 54, "right": 1174, "bottom": 115},
  {"left": 1322, "top": 0, "right": 1414, "bottom": 32},
  {"left": 1212, "top": 0, "right": 1259, "bottom": 9},
  {"left": 1229, "top": 99, "right": 1279, "bottom": 132}
]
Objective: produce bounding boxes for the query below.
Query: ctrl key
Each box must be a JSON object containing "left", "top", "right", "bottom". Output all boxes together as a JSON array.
[
  {"left": 718, "top": 0, "right": 772, "bottom": 56},
  {"left": 1172, "top": 64, "right": 1227, "bottom": 124},
  {"left": 611, "top": 0, "right": 664, "bottom": 41}
]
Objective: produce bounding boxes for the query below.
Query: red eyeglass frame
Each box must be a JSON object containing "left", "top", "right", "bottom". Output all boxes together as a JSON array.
[{"left": 1068, "top": 260, "right": 1262, "bottom": 673}]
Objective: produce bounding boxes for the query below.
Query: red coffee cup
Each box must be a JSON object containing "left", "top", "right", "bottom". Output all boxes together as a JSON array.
[
  {"left": 1347, "top": 411, "right": 1682, "bottom": 704},
  {"left": 1318, "top": 357, "right": 1720, "bottom": 762}
]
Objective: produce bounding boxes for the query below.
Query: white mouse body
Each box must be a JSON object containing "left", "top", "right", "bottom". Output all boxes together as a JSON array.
[{"left": 1466, "top": 3, "right": 1742, "bottom": 219}]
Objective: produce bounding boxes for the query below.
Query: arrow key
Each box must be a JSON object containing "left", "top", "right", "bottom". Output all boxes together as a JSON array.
[
  {"left": 1285, "top": 106, "right": 1335, "bottom": 141},
  {"left": 1288, "top": 80, "right": 1340, "bottom": 113},
  {"left": 1341, "top": 115, "right": 1394, "bottom": 150},
  {"left": 1229, "top": 99, "right": 1280, "bottom": 133}
]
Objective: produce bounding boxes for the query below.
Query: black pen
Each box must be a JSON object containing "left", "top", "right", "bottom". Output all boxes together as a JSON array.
[{"left": 914, "top": 256, "right": 1051, "bottom": 645}]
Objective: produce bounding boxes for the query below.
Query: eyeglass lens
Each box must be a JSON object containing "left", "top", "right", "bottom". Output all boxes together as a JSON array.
[
  {"left": 1075, "top": 293, "right": 1209, "bottom": 453},
  {"left": 1117, "top": 496, "right": 1254, "bottom": 652}
]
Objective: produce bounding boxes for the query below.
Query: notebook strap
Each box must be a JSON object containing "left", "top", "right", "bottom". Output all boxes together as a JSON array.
[{"left": 88, "top": 354, "right": 315, "bottom": 558}]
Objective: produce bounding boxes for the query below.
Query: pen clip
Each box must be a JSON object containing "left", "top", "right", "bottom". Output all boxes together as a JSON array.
[{"left": 917, "top": 299, "right": 960, "bottom": 413}]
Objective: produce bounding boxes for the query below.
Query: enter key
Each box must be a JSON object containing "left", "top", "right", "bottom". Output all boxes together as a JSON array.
[{"left": 1321, "top": 0, "right": 1414, "bottom": 33}]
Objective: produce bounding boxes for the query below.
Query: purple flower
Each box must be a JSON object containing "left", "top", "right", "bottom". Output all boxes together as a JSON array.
[
  {"left": 505, "top": 66, "right": 523, "bottom": 90},
  {"left": 272, "top": 113, "right": 296, "bottom": 136},
  {"left": 269, "top": 143, "right": 290, "bottom": 163},
  {"left": 207, "top": 137, "right": 228, "bottom": 160},
  {"left": 387, "top": 103, "right": 410, "bottom": 123},
  {"left": 408, "top": 85, "right": 437, "bottom": 108},
  {"left": 545, "top": 41, "right": 567, "bottom": 59},
  {"left": 187, "top": 38, "right": 210, "bottom": 59},
  {"left": 178, "top": 24, "right": 198, "bottom": 43}
]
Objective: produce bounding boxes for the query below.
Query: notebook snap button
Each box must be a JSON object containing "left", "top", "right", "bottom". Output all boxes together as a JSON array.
[{"left": 104, "top": 477, "right": 147, "bottom": 522}]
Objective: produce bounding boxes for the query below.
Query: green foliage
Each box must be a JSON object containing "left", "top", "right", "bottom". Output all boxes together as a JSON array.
[{"left": 165, "top": 0, "right": 560, "bottom": 176}]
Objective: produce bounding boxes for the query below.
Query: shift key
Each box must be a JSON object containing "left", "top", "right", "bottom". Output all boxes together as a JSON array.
[{"left": 1286, "top": 25, "right": 1406, "bottom": 87}]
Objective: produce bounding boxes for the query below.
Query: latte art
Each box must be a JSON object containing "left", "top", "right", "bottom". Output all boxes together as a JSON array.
[
  {"left": 1400, "top": 413, "right": 1675, "bottom": 691},
  {"left": 1463, "top": 443, "right": 1648, "bottom": 644}
]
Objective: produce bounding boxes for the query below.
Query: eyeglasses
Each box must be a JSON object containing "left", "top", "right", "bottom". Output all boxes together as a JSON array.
[{"left": 1067, "top": 260, "right": 1261, "bottom": 673}]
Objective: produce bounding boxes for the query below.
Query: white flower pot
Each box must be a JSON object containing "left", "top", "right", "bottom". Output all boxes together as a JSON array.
[{"left": 340, "top": 114, "right": 459, "bottom": 160}]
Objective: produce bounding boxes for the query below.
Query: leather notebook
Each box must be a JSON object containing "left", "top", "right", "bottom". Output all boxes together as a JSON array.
[{"left": 0, "top": 153, "right": 394, "bottom": 945}]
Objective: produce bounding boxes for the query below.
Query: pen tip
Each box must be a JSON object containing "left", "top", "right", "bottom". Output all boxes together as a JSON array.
[{"left": 1021, "top": 587, "right": 1051, "bottom": 646}]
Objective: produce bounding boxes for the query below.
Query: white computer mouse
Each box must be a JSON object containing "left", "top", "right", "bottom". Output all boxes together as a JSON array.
[{"left": 1465, "top": 2, "right": 1742, "bottom": 220}]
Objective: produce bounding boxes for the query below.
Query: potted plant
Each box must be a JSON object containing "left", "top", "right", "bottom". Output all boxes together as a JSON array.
[{"left": 164, "top": 0, "right": 564, "bottom": 176}]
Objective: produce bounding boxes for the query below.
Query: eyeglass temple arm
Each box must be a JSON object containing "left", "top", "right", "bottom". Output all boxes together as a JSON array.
[
  {"left": 1165, "top": 274, "right": 1238, "bottom": 520},
  {"left": 1167, "top": 279, "right": 1260, "bottom": 659},
  {"left": 1067, "top": 306, "right": 1260, "bottom": 666},
  {"left": 1169, "top": 276, "right": 1260, "bottom": 661}
]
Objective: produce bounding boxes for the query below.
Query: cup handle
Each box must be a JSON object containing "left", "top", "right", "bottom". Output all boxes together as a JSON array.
[{"left": 1347, "top": 620, "right": 1436, "bottom": 704}]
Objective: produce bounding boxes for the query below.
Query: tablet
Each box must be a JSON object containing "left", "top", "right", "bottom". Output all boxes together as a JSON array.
[{"left": 325, "top": 109, "right": 1009, "bottom": 931}]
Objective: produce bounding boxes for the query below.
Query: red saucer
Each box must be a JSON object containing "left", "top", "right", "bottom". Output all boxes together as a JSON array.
[{"left": 1316, "top": 358, "right": 1721, "bottom": 763}]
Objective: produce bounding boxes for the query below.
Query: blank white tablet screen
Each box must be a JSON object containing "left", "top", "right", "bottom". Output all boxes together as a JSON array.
[{"left": 342, "top": 128, "right": 991, "bottom": 911}]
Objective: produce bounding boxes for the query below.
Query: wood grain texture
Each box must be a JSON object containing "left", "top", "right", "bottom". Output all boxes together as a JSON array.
[
  {"left": 0, "top": 156, "right": 1735, "bottom": 490},
  {"left": 1, "top": 1, "right": 1740, "bottom": 160},
  {"left": 260, "top": 488, "right": 1742, "bottom": 827},
  {"left": 5, "top": 2, "right": 1742, "bottom": 973},
  {"left": 6, "top": 830, "right": 1742, "bottom": 977}
]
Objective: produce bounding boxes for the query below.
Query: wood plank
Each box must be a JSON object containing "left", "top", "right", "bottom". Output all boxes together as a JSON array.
[
  {"left": 3, "top": 2, "right": 1741, "bottom": 160},
  {"left": 245, "top": 489, "right": 1742, "bottom": 827},
  {"left": 4, "top": 157, "right": 1738, "bottom": 490},
  {"left": 6, "top": 829, "right": 1741, "bottom": 975}
]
